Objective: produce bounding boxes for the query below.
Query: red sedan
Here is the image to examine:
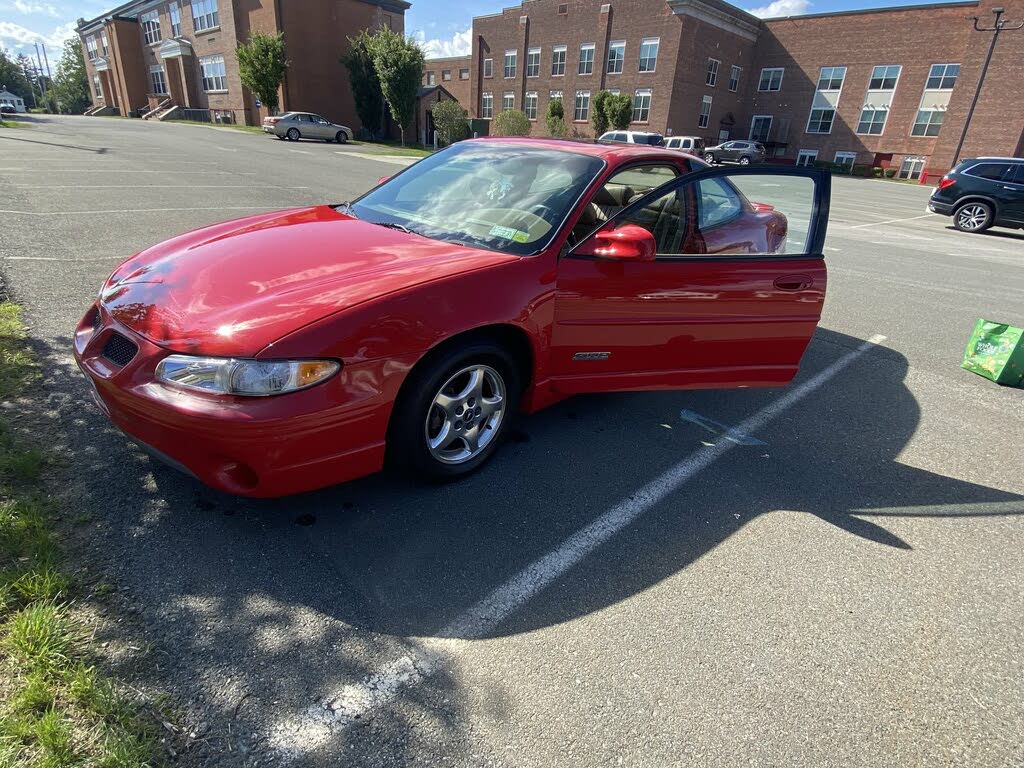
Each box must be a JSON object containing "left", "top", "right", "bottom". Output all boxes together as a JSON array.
[{"left": 74, "top": 138, "right": 830, "bottom": 497}]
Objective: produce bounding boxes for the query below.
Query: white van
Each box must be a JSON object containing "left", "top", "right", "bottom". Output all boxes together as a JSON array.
[{"left": 664, "top": 135, "right": 705, "bottom": 154}]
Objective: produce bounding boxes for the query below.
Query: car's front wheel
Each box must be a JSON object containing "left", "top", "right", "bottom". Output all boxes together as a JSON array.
[
  {"left": 739, "top": 156, "right": 751, "bottom": 166},
  {"left": 704, "top": 153, "right": 715, "bottom": 164},
  {"left": 953, "top": 201, "right": 994, "bottom": 233},
  {"left": 389, "top": 342, "right": 521, "bottom": 480},
  {"left": 286, "top": 128, "right": 300, "bottom": 141},
  {"left": 336, "top": 130, "right": 348, "bottom": 144}
]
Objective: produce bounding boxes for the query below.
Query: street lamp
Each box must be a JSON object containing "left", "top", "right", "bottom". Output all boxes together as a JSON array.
[{"left": 951, "top": 6, "right": 1024, "bottom": 166}]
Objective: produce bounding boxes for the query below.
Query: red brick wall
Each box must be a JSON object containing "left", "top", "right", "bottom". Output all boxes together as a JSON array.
[{"left": 423, "top": 55, "right": 473, "bottom": 107}]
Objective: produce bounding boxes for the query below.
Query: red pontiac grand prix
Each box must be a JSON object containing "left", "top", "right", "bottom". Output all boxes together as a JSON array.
[{"left": 74, "top": 138, "right": 830, "bottom": 497}]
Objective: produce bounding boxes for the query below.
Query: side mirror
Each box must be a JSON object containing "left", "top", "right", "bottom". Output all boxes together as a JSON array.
[{"left": 575, "top": 224, "right": 656, "bottom": 262}]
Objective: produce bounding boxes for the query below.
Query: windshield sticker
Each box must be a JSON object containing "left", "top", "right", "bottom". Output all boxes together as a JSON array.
[
  {"left": 489, "top": 224, "right": 528, "bottom": 241},
  {"left": 486, "top": 177, "right": 515, "bottom": 202}
]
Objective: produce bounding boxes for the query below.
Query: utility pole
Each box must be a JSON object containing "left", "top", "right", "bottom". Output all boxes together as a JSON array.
[
  {"left": 951, "top": 6, "right": 1024, "bottom": 166},
  {"left": 41, "top": 43, "right": 57, "bottom": 113},
  {"left": 34, "top": 43, "right": 49, "bottom": 111}
]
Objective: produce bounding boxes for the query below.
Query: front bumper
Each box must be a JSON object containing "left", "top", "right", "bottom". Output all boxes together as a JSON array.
[{"left": 73, "top": 304, "right": 393, "bottom": 497}]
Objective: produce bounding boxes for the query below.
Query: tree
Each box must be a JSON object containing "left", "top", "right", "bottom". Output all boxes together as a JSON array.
[
  {"left": 491, "top": 108, "right": 530, "bottom": 137},
  {"left": 591, "top": 90, "right": 611, "bottom": 136},
  {"left": 236, "top": 31, "right": 288, "bottom": 114},
  {"left": 50, "top": 38, "right": 90, "bottom": 114},
  {"left": 545, "top": 97, "right": 566, "bottom": 138},
  {"left": 604, "top": 93, "right": 632, "bottom": 130},
  {"left": 365, "top": 28, "right": 424, "bottom": 146},
  {"left": 431, "top": 98, "right": 468, "bottom": 145},
  {"left": 340, "top": 30, "right": 384, "bottom": 138},
  {"left": 16, "top": 54, "right": 39, "bottom": 107},
  {"left": 0, "top": 49, "right": 33, "bottom": 105}
]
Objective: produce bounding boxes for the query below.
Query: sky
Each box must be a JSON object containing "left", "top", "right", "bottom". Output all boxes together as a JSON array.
[{"left": 1, "top": 0, "right": 959, "bottom": 64}]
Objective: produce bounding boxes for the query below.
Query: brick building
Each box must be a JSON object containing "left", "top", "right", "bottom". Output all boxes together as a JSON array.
[
  {"left": 469, "top": 0, "right": 1024, "bottom": 176},
  {"left": 77, "top": 0, "right": 408, "bottom": 128},
  {"left": 422, "top": 55, "right": 473, "bottom": 106}
]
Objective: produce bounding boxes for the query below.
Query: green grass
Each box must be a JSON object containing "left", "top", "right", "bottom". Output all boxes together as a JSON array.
[
  {"left": 166, "top": 119, "right": 263, "bottom": 134},
  {"left": 352, "top": 140, "right": 434, "bottom": 158},
  {"left": 0, "top": 120, "right": 30, "bottom": 130},
  {"left": 0, "top": 300, "right": 165, "bottom": 767}
]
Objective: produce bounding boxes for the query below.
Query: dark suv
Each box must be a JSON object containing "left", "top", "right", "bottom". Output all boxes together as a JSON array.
[
  {"left": 703, "top": 140, "right": 766, "bottom": 166},
  {"left": 929, "top": 157, "right": 1024, "bottom": 233}
]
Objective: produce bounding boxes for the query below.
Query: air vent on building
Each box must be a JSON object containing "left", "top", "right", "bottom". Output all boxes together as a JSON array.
[
  {"left": 519, "top": 14, "right": 528, "bottom": 24},
  {"left": 558, "top": 3, "right": 568, "bottom": 14},
  {"left": 600, "top": 3, "right": 611, "bottom": 12}
]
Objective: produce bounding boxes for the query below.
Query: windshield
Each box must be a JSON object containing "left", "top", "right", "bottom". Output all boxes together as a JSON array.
[{"left": 348, "top": 142, "right": 605, "bottom": 256}]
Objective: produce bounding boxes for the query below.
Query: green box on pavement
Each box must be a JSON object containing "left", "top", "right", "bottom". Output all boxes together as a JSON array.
[{"left": 961, "top": 319, "right": 1024, "bottom": 386}]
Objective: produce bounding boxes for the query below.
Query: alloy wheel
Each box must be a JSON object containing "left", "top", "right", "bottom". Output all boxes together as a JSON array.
[
  {"left": 956, "top": 204, "right": 989, "bottom": 231},
  {"left": 424, "top": 365, "right": 505, "bottom": 465}
]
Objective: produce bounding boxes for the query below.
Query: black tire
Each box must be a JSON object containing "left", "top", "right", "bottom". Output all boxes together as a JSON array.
[
  {"left": 286, "top": 127, "right": 300, "bottom": 141},
  {"left": 336, "top": 130, "right": 348, "bottom": 144},
  {"left": 276, "top": 134, "right": 286, "bottom": 140},
  {"left": 704, "top": 152, "right": 715, "bottom": 164},
  {"left": 953, "top": 201, "right": 994, "bottom": 233},
  {"left": 388, "top": 341, "right": 521, "bottom": 481},
  {"left": 739, "top": 155, "right": 751, "bottom": 166}
]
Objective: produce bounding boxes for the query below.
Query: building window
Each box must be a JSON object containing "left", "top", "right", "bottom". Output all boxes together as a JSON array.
[
  {"left": 504, "top": 50, "right": 517, "bottom": 78},
  {"left": 525, "top": 91, "right": 538, "bottom": 120},
  {"left": 926, "top": 63, "right": 959, "bottom": 90},
  {"left": 551, "top": 45, "right": 566, "bottom": 76},
  {"left": 93, "top": 74, "right": 102, "bottom": 98},
  {"left": 573, "top": 90, "right": 590, "bottom": 121},
  {"left": 578, "top": 44, "right": 595, "bottom": 75},
  {"left": 141, "top": 10, "right": 161, "bottom": 45},
  {"left": 483, "top": 58, "right": 493, "bottom": 78},
  {"left": 705, "top": 58, "right": 719, "bottom": 87},
  {"left": 459, "top": 68, "right": 469, "bottom": 80},
  {"left": 639, "top": 37, "right": 659, "bottom": 72},
  {"left": 758, "top": 67, "right": 783, "bottom": 92},
  {"left": 200, "top": 54, "right": 227, "bottom": 92},
  {"left": 426, "top": 71, "right": 436, "bottom": 85},
  {"left": 796, "top": 149, "right": 817, "bottom": 167},
  {"left": 549, "top": 90, "right": 562, "bottom": 102},
  {"left": 607, "top": 40, "right": 624, "bottom": 74},
  {"left": 869, "top": 65, "right": 900, "bottom": 90},
  {"left": 857, "top": 108, "right": 888, "bottom": 135},
  {"left": 442, "top": 69, "right": 451, "bottom": 81},
  {"left": 729, "top": 65, "right": 740, "bottom": 92},
  {"left": 898, "top": 156, "right": 926, "bottom": 180},
  {"left": 481, "top": 92, "right": 493, "bottom": 118},
  {"left": 806, "top": 108, "right": 834, "bottom": 134},
  {"left": 192, "top": 0, "right": 219, "bottom": 32},
  {"left": 698, "top": 95, "right": 711, "bottom": 128},
  {"left": 526, "top": 47, "right": 540, "bottom": 77},
  {"left": 631, "top": 89, "right": 651, "bottom": 122},
  {"left": 816, "top": 66, "right": 846, "bottom": 91},
  {"left": 86, "top": 36, "right": 98, "bottom": 60},
  {"left": 750, "top": 115, "right": 772, "bottom": 141},
  {"left": 149, "top": 65, "right": 167, "bottom": 95},
  {"left": 912, "top": 109, "right": 945, "bottom": 136},
  {"left": 503, "top": 91, "right": 514, "bottom": 111},
  {"left": 169, "top": 3, "right": 181, "bottom": 36},
  {"left": 834, "top": 151, "right": 857, "bottom": 168}
]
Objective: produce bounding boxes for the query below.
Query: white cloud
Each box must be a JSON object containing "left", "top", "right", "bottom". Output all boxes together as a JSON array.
[
  {"left": 413, "top": 27, "right": 472, "bottom": 59},
  {"left": 0, "top": 20, "right": 77, "bottom": 53},
  {"left": 746, "top": 0, "right": 810, "bottom": 17},
  {"left": 11, "top": 1, "right": 60, "bottom": 17}
]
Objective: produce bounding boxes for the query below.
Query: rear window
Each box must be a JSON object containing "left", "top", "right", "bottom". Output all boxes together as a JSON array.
[
  {"left": 966, "top": 162, "right": 1012, "bottom": 181},
  {"left": 639, "top": 134, "right": 665, "bottom": 146}
]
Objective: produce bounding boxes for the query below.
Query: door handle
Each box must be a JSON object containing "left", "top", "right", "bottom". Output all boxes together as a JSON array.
[{"left": 774, "top": 275, "right": 812, "bottom": 291}]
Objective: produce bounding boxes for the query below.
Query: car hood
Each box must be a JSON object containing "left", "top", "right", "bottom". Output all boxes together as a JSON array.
[{"left": 100, "top": 205, "right": 515, "bottom": 356}]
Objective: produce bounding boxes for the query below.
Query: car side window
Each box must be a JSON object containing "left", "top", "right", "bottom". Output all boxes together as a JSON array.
[
  {"left": 969, "top": 163, "right": 1011, "bottom": 181},
  {"left": 610, "top": 172, "right": 817, "bottom": 257},
  {"left": 1012, "top": 165, "right": 1024, "bottom": 184}
]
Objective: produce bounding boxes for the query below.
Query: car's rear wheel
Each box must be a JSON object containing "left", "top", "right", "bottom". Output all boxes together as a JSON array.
[
  {"left": 953, "top": 201, "right": 993, "bottom": 233},
  {"left": 286, "top": 128, "right": 300, "bottom": 141},
  {"left": 704, "top": 153, "right": 715, "bottom": 164},
  {"left": 336, "top": 130, "right": 348, "bottom": 144},
  {"left": 739, "top": 156, "right": 751, "bottom": 165},
  {"left": 389, "top": 342, "right": 521, "bottom": 480}
]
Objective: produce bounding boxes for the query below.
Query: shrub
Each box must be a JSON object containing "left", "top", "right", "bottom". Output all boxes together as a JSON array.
[
  {"left": 432, "top": 99, "right": 469, "bottom": 145},
  {"left": 872, "top": 167, "right": 884, "bottom": 178},
  {"left": 852, "top": 164, "right": 872, "bottom": 177},
  {"left": 491, "top": 109, "right": 531, "bottom": 137},
  {"left": 545, "top": 98, "right": 564, "bottom": 137},
  {"left": 591, "top": 90, "right": 611, "bottom": 136},
  {"left": 884, "top": 168, "right": 897, "bottom": 178},
  {"left": 604, "top": 93, "right": 632, "bottom": 130},
  {"left": 547, "top": 116, "right": 567, "bottom": 138}
]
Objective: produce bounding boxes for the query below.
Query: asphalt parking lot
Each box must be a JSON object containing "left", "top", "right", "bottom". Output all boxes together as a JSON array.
[{"left": 2, "top": 115, "right": 1023, "bottom": 767}]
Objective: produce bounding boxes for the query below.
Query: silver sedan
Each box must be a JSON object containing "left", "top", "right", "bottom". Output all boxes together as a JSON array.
[{"left": 269, "top": 112, "right": 351, "bottom": 143}]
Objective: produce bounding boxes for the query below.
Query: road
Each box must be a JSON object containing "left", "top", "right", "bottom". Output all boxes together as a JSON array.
[{"left": 2, "top": 116, "right": 1023, "bottom": 767}]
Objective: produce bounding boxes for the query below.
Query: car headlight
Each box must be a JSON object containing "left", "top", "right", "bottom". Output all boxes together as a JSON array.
[{"left": 155, "top": 355, "right": 339, "bottom": 396}]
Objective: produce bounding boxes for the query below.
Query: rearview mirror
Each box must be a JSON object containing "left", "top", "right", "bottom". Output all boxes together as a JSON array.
[{"left": 575, "top": 224, "right": 656, "bottom": 262}]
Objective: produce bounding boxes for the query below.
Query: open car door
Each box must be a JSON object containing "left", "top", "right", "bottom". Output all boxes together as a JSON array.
[{"left": 551, "top": 166, "right": 831, "bottom": 394}]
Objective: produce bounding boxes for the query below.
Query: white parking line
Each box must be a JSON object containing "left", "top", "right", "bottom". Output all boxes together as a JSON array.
[
  {"left": 268, "top": 332, "right": 888, "bottom": 759},
  {"left": 850, "top": 213, "right": 937, "bottom": 229},
  {"left": 214, "top": 146, "right": 238, "bottom": 152},
  {"left": 288, "top": 149, "right": 311, "bottom": 155}
]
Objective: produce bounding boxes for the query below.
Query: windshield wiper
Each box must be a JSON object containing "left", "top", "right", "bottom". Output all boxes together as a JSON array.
[
  {"left": 335, "top": 201, "right": 358, "bottom": 218},
  {"left": 374, "top": 221, "right": 416, "bottom": 235}
]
